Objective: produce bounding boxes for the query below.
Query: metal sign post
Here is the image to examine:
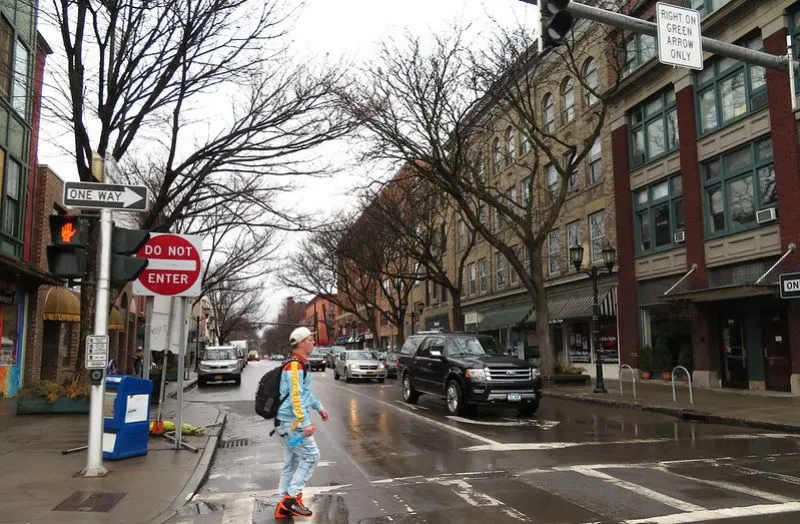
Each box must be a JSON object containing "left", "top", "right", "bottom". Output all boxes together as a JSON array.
[{"left": 176, "top": 297, "right": 188, "bottom": 450}]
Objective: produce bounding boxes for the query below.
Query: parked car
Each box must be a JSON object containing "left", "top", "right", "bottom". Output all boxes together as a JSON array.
[
  {"left": 382, "top": 351, "right": 401, "bottom": 378},
  {"left": 334, "top": 350, "right": 387, "bottom": 382},
  {"left": 325, "top": 346, "right": 347, "bottom": 368},
  {"left": 308, "top": 352, "right": 327, "bottom": 371},
  {"left": 198, "top": 346, "right": 242, "bottom": 387},
  {"left": 234, "top": 346, "right": 247, "bottom": 368},
  {"left": 247, "top": 350, "right": 260, "bottom": 361},
  {"left": 397, "top": 333, "right": 541, "bottom": 416}
]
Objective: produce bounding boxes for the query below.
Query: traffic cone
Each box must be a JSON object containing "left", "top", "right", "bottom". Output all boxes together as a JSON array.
[{"left": 151, "top": 419, "right": 164, "bottom": 435}]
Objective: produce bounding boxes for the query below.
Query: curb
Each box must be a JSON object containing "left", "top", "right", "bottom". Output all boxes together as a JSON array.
[
  {"left": 543, "top": 389, "right": 800, "bottom": 434},
  {"left": 167, "top": 378, "right": 198, "bottom": 399},
  {"left": 148, "top": 408, "right": 228, "bottom": 524}
]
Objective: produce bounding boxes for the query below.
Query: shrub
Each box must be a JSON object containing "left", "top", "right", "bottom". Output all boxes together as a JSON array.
[{"left": 638, "top": 345, "right": 653, "bottom": 372}]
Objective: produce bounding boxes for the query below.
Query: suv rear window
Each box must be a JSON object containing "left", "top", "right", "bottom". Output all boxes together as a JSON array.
[{"left": 400, "top": 335, "right": 425, "bottom": 355}]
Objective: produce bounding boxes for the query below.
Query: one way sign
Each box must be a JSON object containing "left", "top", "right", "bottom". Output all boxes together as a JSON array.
[{"left": 64, "top": 182, "right": 149, "bottom": 212}]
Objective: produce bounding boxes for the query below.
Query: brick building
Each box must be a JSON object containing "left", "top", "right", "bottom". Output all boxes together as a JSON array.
[
  {"left": 612, "top": 0, "right": 800, "bottom": 393},
  {"left": 303, "top": 295, "right": 337, "bottom": 345}
]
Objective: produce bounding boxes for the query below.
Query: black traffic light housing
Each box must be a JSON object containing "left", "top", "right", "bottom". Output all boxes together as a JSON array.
[
  {"left": 522, "top": 0, "right": 575, "bottom": 48},
  {"left": 46, "top": 215, "right": 90, "bottom": 279},
  {"left": 111, "top": 225, "right": 150, "bottom": 283}
]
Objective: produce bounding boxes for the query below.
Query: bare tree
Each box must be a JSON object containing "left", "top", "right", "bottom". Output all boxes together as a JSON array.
[
  {"left": 208, "top": 281, "right": 264, "bottom": 344},
  {"left": 43, "top": 0, "right": 352, "bottom": 372},
  {"left": 337, "top": 22, "right": 622, "bottom": 375}
]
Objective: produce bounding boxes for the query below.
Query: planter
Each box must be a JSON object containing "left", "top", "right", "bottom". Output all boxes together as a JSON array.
[
  {"left": 547, "top": 374, "right": 590, "bottom": 387},
  {"left": 662, "top": 371, "right": 672, "bottom": 381},
  {"left": 641, "top": 371, "right": 651, "bottom": 380},
  {"left": 16, "top": 397, "right": 90, "bottom": 414}
]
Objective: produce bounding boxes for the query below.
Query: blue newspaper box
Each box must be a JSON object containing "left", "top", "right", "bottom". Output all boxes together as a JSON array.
[{"left": 103, "top": 375, "right": 153, "bottom": 460}]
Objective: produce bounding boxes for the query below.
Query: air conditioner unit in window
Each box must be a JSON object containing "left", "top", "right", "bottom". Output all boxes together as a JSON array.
[
  {"left": 673, "top": 230, "right": 685, "bottom": 244},
  {"left": 756, "top": 207, "right": 778, "bottom": 224}
]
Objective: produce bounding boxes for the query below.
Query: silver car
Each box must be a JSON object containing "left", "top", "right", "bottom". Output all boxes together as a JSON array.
[
  {"left": 198, "top": 346, "right": 242, "bottom": 387},
  {"left": 334, "top": 350, "right": 387, "bottom": 383}
]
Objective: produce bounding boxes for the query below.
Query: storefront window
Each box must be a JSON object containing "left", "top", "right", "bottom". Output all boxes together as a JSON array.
[
  {"left": 568, "top": 321, "right": 591, "bottom": 363},
  {"left": 597, "top": 319, "right": 619, "bottom": 364}
]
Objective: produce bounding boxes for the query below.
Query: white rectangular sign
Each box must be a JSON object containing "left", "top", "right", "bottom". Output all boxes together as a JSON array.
[
  {"left": 86, "top": 335, "right": 109, "bottom": 370},
  {"left": 656, "top": 2, "right": 703, "bottom": 70}
]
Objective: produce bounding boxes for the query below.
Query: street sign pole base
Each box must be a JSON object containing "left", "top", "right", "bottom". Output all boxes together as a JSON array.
[{"left": 80, "top": 465, "right": 109, "bottom": 478}]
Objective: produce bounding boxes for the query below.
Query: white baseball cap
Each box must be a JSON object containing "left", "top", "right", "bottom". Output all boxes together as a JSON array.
[{"left": 289, "top": 327, "right": 314, "bottom": 346}]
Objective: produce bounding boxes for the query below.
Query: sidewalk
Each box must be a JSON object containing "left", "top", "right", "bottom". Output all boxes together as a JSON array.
[
  {"left": 0, "top": 373, "right": 226, "bottom": 524},
  {"left": 543, "top": 377, "right": 800, "bottom": 433}
]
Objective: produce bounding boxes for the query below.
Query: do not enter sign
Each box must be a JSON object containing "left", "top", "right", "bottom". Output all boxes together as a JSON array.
[{"left": 132, "top": 234, "right": 203, "bottom": 297}]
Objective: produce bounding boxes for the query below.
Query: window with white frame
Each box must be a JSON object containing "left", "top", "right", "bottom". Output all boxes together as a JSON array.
[
  {"left": 492, "top": 137, "right": 501, "bottom": 174},
  {"left": 457, "top": 219, "right": 466, "bottom": 250},
  {"left": 567, "top": 220, "right": 581, "bottom": 250},
  {"left": 520, "top": 130, "right": 530, "bottom": 155},
  {"left": 478, "top": 258, "right": 488, "bottom": 294},
  {"left": 583, "top": 58, "right": 598, "bottom": 106},
  {"left": 495, "top": 252, "right": 505, "bottom": 289},
  {"left": 543, "top": 93, "right": 555, "bottom": 133},
  {"left": 505, "top": 126, "right": 515, "bottom": 165},
  {"left": 547, "top": 164, "right": 558, "bottom": 200},
  {"left": 475, "top": 153, "right": 485, "bottom": 183},
  {"left": 461, "top": 268, "right": 467, "bottom": 297},
  {"left": 589, "top": 210, "right": 606, "bottom": 263},
  {"left": 505, "top": 185, "right": 517, "bottom": 216},
  {"left": 548, "top": 229, "right": 561, "bottom": 275},
  {"left": 492, "top": 206, "right": 500, "bottom": 232},
  {"left": 587, "top": 138, "right": 603, "bottom": 184},
  {"left": 521, "top": 177, "right": 531, "bottom": 209},
  {"left": 509, "top": 246, "right": 519, "bottom": 285},
  {"left": 561, "top": 78, "right": 575, "bottom": 123},
  {"left": 468, "top": 262, "right": 477, "bottom": 296}
]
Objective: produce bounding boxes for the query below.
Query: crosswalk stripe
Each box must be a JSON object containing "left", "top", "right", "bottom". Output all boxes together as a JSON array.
[
  {"left": 654, "top": 466, "right": 797, "bottom": 503},
  {"left": 621, "top": 501, "right": 800, "bottom": 524}
]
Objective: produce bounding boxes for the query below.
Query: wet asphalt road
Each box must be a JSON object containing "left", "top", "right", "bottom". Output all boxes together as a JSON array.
[{"left": 168, "top": 360, "right": 800, "bottom": 524}]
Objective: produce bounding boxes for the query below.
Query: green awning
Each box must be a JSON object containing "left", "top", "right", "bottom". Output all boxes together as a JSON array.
[{"left": 478, "top": 304, "right": 533, "bottom": 331}]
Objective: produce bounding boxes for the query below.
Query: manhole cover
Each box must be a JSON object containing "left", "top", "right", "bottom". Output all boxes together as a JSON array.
[
  {"left": 218, "top": 438, "right": 249, "bottom": 448},
  {"left": 53, "top": 491, "right": 126, "bottom": 512}
]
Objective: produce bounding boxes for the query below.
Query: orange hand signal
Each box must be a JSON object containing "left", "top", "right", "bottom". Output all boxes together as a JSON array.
[{"left": 61, "top": 222, "right": 77, "bottom": 243}]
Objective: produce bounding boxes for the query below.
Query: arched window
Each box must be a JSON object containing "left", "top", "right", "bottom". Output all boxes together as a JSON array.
[
  {"left": 583, "top": 58, "right": 598, "bottom": 106},
  {"left": 561, "top": 78, "right": 575, "bottom": 123},
  {"left": 505, "top": 126, "right": 515, "bottom": 165},
  {"left": 520, "top": 130, "right": 530, "bottom": 155},
  {"left": 543, "top": 94, "right": 555, "bottom": 133},
  {"left": 476, "top": 152, "right": 485, "bottom": 182},
  {"left": 492, "top": 137, "right": 501, "bottom": 173}
]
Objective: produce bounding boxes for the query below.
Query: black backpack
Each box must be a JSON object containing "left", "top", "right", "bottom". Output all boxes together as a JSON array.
[{"left": 255, "top": 358, "right": 306, "bottom": 421}]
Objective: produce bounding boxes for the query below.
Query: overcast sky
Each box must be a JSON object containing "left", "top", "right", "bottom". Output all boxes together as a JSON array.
[{"left": 36, "top": 0, "right": 538, "bottom": 321}]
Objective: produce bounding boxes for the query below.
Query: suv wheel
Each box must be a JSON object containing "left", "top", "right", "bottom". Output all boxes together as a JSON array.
[
  {"left": 446, "top": 380, "right": 467, "bottom": 416},
  {"left": 402, "top": 373, "right": 420, "bottom": 404}
]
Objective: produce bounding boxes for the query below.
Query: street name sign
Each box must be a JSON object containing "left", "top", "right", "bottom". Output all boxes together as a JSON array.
[
  {"left": 86, "top": 335, "right": 109, "bottom": 369},
  {"left": 656, "top": 3, "right": 703, "bottom": 70},
  {"left": 64, "top": 182, "right": 149, "bottom": 212},
  {"left": 132, "top": 233, "right": 203, "bottom": 297},
  {"left": 779, "top": 272, "right": 800, "bottom": 298}
]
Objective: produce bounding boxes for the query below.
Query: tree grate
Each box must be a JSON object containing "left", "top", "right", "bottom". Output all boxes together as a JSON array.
[{"left": 218, "top": 438, "right": 249, "bottom": 448}]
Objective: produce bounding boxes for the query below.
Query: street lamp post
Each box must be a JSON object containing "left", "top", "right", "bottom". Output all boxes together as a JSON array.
[{"left": 568, "top": 242, "right": 617, "bottom": 394}]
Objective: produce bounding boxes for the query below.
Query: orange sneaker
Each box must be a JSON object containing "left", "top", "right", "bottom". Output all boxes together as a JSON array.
[{"left": 274, "top": 494, "right": 292, "bottom": 519}]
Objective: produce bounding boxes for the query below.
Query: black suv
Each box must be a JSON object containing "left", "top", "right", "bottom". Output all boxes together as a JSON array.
[{"left": 397, "top": 333, "right": 541, "bottom": 416}]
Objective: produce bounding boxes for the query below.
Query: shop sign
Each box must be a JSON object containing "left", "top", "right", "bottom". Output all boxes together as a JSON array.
[{"left": 779, "top": 272, "right": 800, "bottom": 299}]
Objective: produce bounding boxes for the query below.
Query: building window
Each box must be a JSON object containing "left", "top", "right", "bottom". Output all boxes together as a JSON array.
[
  {"left": 492, "top": 137, "right": 501, "bottom": 174},
  {"left": 567, "top": 220, "right": 581, "bottom": 250},
  {"left": 492, "top": 206, "right": 500, "bottom": 232},
  {"left": 495, "top": 252, "right": 505, "bottom": 289},
  {"left": 561, "top": 78, "right": 574, "bottom": 123},
  {"left": 505, "top": 185, "right": 517, "bottom": 216},
  {"left": 629, "top": 88, "right": 678, "bottom": 168},
  {"left": 521, "top": 177, "right": 531, "bottom": 209},
  {"left": 11, "top": 38, "right": 28, "bottom": 117},
  {"left": 702, "top": 136, "right": 774, "bottom": 237},
  {"left": 546, "top": 164, "right": 557, "bottom": 200},
  {"left": 475, "top": 153, "right": 485, "bottom": 183},
  {"left": 587, "top": 138, "right": 602, "bottom": 184},
  {"left": 509, "top": 246, "right": 519, "bottom": 286},
  {"left": 479, "top": 204, "right": 487, "bottom": 228},
  {"left": 478, "top": 258, "right": 488, "bottom": 294},
  {"left": 623, "top": 33, "right": 656, "bottom": 77},
  {"left": 520, "top": 130, "right": 530, "bottom": 156},
  {"left": 583, "top": 58, "right": 598, "bottom": 106},
  {"left": 2, "top": 157, "right": 20, "bottom": 237},
  {"left": 588, "top": 210, "right": 606, "bottom": 263},
  {"left": 696, "top": 36, "right": 767, "bottom": 135},
  {"left": 543, "top": 93, "right": 555, "bottom": 133},
  {"left": 548, "top": 229, "right": 561, "bottom": 275},
  {"left": 686, "top": 0, "right": 733, "bottom": 17},
  {"left": 505, "top": 126, "right": 515, "bottom": 165},
  {"left": 0, "top": 17, "right": 12, "bottom": 100},
  {"left": 457, "top": 219, "right": 466, "bottom": 250},
  {"left": 633, "top": 174, "right": 684, "bottom": 254},
  {"left": 565, "top": 150, "right": 579, "bottom": 193}
]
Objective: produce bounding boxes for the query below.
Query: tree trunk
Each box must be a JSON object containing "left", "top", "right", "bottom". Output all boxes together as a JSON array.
[
  {"left": 450, "top": 293, "right": 464, "bottom": 331},
  {"left": 531, "top": 265, "right": 554, "bottom": 376},
  {"left": 395, "top": 308, "right": 406, "bottom": 347}
]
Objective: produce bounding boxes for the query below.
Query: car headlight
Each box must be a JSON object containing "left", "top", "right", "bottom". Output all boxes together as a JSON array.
[
  {"left": 465, "top": 368, "right": 487, "bottom": 380},
  {"left": 378, "top": 363, "right": 385, "bottom": 369},
  {"left": 349, "top": 363, "right": 359, "bottom": 370},
  {"left": 532, "top": 368, "right": 541, "bottom": 378}
]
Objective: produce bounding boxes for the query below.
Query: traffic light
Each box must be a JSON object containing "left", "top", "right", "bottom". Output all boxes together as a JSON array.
[
  {"left": 111, "top": 225, "right": 150, "bottom": 283},
  {"left": 523, "top": 0, "right": 575, "bottom": 48},
  {"left": 47, "top": 215, "right": 91, "bottom": 279}
]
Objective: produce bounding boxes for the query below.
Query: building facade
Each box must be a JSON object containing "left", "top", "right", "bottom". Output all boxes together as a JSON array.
[
  {"left": 303, "top": 295, "right": 337, "bottom": 345},
  {"left": 612, "top": 0, "right": 800, "bottom": 393}
]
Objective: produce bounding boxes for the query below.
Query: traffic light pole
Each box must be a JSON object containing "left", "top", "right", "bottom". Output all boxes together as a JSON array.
[{"left": 82, "top": 207, "right": 112, "bottom": 477}]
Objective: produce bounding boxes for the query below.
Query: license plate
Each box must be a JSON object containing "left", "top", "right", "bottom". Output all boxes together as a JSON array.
[
  {"left": 507, "top": 393, "right": 522, "bottom": 401},
  {"left": 366, "top": 371, "right": 374, "bottom": 375},
  {"left": 215, "top": 375, "right": 223, "bottom": 380}
]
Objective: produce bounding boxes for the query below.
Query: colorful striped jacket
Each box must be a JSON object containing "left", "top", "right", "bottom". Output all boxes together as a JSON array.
[{"left": 276, "top": 354, "right": 325, "bottom": 430}]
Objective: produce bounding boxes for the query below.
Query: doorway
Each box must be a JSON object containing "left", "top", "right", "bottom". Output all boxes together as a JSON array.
[
  {"left": 40, "top": 321, "right": 60, "bottom": 381},
  {"left": 720, "top": 314, "right": 748, "bottom": 389},
  {"left": 761, "top": 310, "right": 791, "bottom": 392}
]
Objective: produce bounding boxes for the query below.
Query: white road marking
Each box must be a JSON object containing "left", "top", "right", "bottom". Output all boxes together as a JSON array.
[
  {"left": 727, "top": 464, "right": 800, "bottom": 485},
  {"left": 655, "top": 466, "right": 797, "bottom": 503},
  {"left": 329, "top": 382, "right": 503, "bottom": 447},
  {"left": 220, "top": 497, "right": 253, "bottom": 524},
  {"left": 394, "top": 400, "right": 428, "bottom": 410},
  {"left": 620, "top": 501, "right": 800, "bottom": 523},
  {"left": 439, "top": 478, "right": 530, "bottom": 522},
  {"left": 446, "top": 416, "right": 559, "bottom": 429},
  {"left": 571, "top": 467, "right": 706, "bottom": 512}
]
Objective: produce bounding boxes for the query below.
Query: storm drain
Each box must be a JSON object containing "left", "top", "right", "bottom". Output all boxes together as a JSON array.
[
  {"left": 53, "top": 491, "right": 126, "bottom": 512},
  {"left": 218, "top": 438, "right": 249, "bottom": 448}
]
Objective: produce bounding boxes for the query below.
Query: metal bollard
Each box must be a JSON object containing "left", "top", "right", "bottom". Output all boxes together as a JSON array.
[
  {"left": 671, "top": 366, "right": 693, "bottom": 405},
  {"left": 618, "top": 364, "right": 637, "bottom": 399}
]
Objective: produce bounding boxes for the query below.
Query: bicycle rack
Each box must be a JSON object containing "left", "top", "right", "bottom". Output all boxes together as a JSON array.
[
  {"left": 618, "top": 364, "right": 637, "bottom": 399},
  {"left": 671, "top": 365, "right": 694, "bottom": 405}
]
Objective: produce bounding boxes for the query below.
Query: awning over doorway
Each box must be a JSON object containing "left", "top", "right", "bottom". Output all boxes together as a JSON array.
[
  {"left": 42, "top": 287, "right": 80, "bottom": 322},
  {"left": 478, "top": 304, "right": 533, "bottom": 331},
  {"left": 549, "top": 286, "right": 617, "bottom": 320},
  {"left": 109, "top": 308, "right": 124, "bottom": 330},
  {"left": 660, "top": 283, "right": 777, "bottom": 303}
]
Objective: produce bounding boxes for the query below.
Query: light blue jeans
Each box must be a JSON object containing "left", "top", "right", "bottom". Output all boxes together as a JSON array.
[{"left": 276, "top": 424, "right": 321, "bottom": 498}]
